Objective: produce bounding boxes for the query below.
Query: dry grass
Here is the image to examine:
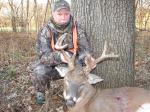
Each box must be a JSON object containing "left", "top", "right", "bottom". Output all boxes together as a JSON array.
[
  {"left": 0, "top": 32, "right": 64, "bottom": 112},
  {"left": 0, "top": 32, "right": 36, "bottom": 62},
  {"left": 135, "top": 31, "right": 150, "bottom": 88}
]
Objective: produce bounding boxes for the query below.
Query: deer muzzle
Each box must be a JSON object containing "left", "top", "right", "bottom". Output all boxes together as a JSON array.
[
  {"left": 65, "top": 97, "right": 76, "bottom": 108},
  {"left": 64, "top": 81, "right": 79, "bottom": 107}
]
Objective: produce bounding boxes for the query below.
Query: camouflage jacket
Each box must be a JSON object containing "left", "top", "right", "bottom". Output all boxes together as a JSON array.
[{"left": 36, "top": 17, "right": 91, "bottom": 66}]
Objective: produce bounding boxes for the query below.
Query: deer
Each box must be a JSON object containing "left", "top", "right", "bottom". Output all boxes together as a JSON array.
[{"left": 55, "top": 33, "right": 150, "bottom": 112}]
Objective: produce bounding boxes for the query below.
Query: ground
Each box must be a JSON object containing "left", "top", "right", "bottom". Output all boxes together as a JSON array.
[
  {"left": 0, "top": 31, "right": 150, "bottom": 112},
  {"left": 134, "top": 31, "right": 150, "bottom": 88}
]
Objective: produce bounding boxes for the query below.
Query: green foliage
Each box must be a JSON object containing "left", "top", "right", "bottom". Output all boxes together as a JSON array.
[
  {"left": 0, "top": 65, "right": 17, "bottom": 80},
  {"left": 6, "top": 65, "right": 17, "bottom": 79}
]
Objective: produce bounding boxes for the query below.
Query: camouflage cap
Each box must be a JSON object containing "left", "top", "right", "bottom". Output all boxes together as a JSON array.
[{"left": 51, "top": 0, "right": 70, "bottom": 12}]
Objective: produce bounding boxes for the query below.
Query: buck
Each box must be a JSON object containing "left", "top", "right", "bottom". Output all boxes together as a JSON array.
[{"left": 55, "top": 34, "right": 150, "bottom": 112}]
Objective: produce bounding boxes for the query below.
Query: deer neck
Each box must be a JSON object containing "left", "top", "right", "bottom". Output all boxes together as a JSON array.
[{"left": 69, "top": 84, "right": 97, "bottom": 112}]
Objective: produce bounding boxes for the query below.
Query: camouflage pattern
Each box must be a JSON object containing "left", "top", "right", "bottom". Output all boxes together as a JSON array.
[{"left": 30, "top": 16, "right": 91, "bottom": 92}]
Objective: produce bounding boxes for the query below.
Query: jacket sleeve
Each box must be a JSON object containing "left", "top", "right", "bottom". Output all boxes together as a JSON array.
[
  {"left": 77, "top": 25, "right": 92, "bottom": 65},
  {"left": 36, "top": 26, "right": 62, "bottom": 66}
]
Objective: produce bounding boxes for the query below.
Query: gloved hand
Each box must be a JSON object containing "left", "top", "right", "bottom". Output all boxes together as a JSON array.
[{"left": 36, "top": 92, "right": 45, "bottom": 105}]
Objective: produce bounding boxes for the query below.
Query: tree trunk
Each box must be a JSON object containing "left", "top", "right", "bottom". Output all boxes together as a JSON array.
[
  {"left": 72, "top": 0, "right": 135, "bottom": 88},
  {"left": 8, "top": 0, "right": 17, "bottom": 32},
  {"left": 144, "top": 9, "right": 150, "bottom": 30},
  {"left": 26, "top": 0, "right": 29, "bottom": 33},
  {"left": 21, "top": 0, "right": 26, "bottom": 32},
  {"left": 43, "top": 0, "right": 50, "bottom": 25},
  {"left": 34, "top": 0, "right": 38, "bottom": 32}
]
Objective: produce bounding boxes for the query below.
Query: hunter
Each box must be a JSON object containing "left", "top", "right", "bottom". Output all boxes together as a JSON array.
[{"left": 30, "top": 0, "right": 95, "bottom": 105}]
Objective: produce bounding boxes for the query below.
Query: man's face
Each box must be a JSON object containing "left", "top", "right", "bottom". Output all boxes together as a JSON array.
[{"left": 52, "top": 8, "right": 71, "bottom": 25}]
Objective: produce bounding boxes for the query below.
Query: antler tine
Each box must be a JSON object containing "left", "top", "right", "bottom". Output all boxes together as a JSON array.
[
  {"left": 95, "top": 41, "right": 119, "bottom": 64},
  {"left": 54, "top": 33, "right": 76, "bottom": 70},
  {"left": 70, "top": 53, "right": 76, "bottom": 70},
  {"left": 61, "top": 50, "right": 76, "bottom": 70},
  {"left": 61, "top": 50, "right": 70, "bottom": 62},
  {"left": 83, "top": 41, "right": 119, "bottom": 74},
  {"left": 55, "top": 33, "right": 68, "bottom": 50},
  {"left": 83, "top": 54, "right": 94, "bottom": 73}
]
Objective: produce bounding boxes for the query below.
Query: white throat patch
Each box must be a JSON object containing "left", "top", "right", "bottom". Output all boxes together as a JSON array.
[{"left": 136, "top": 103, "right": 150, "bottom": 112}]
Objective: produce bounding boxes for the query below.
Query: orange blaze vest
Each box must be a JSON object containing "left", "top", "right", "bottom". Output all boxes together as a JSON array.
[{"left": 50, "top": 22, "right": 78, "bottom": 54}]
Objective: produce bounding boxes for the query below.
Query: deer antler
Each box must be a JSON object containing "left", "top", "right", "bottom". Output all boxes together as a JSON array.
[
  {"left": 61, "top": 50, "right": 76, "bottom": 70},
  {"left": 55, "top": 33, "right": 76, "bottom": 70},
  {"left": 55, "top": 33, "right": 68, "bottom": 50},
  {"left": 95, "top": 41, "right": 119, "bottom": 63},
  {"left": 84, "top": 41, "right": 119, "bottom": 74}
]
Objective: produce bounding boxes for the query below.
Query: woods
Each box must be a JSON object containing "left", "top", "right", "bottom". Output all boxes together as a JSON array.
[
  {"left": 0, "top": 0, "right": 150, "bottom": 32},
  {"left": 0, "top": 0, "right": 150, "bottom": 111},
  {"left": 0, "top": 0, "right": 52, "bottom": 32}
]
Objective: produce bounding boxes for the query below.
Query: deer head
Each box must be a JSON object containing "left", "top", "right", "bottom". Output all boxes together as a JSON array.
[
  {"left": 56, "top": 41, "right": 119, "bottom": 108},
  {"left": 55, "top": 33, "right": 119, "bottom": 108}
]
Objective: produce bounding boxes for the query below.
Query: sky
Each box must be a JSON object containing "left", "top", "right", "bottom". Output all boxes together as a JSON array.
[{"left": 2, "top": 0, "right": 71, "bottom": 5}]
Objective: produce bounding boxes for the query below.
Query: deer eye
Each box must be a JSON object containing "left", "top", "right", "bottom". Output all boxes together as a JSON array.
[
  {"left": 79, "top": 82, "right": 86, "bottom": 87},
  {"left": 78, "top": 83, "right": 86, "bottom": 93}
]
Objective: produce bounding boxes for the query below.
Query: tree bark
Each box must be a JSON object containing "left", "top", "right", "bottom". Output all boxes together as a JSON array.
[
  {"left": 26, "top": 0, "right": 29, "bottom": 33},
  {"left": 21, "top": 0, "right": 26, "bottom": 32},
  {"left": 34, "top": 0, "right": 38, "bottom": 32},
  {"left": 43, "top": 0, "right": 51, "bottom": 25},
  {"left": 72, "top": 0, "right": 135, "bottom": 88},
  {"left": 8, "top": 0, "right": 17, "bottom": 32}
]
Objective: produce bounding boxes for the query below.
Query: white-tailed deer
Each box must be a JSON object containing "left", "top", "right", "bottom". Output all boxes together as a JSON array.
[{"left": 55, "top": 34, "right": 150, "bottom": 112}]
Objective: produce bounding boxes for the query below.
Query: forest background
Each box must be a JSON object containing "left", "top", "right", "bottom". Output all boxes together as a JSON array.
[{"left": 0, "top": 0, "right": 150, "bottom": 111}]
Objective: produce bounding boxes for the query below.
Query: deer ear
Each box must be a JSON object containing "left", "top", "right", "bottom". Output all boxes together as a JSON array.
[
  {"left": 55, "top": 67, "right": 69, "bottom": 77},
  {"left": 87, "top": 73, "right": 103, "bottom": 84}
]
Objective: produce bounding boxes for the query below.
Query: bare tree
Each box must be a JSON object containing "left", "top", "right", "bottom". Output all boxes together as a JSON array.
[
  {"left": 8, "top": 0, "right": 17, "bottom": 32},
  {"left": 135, "top": 0, "right": 139, "bottom": 11},
  {"left": 144, "top": 4, "right": 150, "bottom": 30},
  {"left": 20, "top": 0, "right": 25, "bottom": 31},
  {"left": 0, "top": 1, "right": 3, "bottom": 10},
  {"left": 43, "top": 0, "right": 51, "bottom": 24},
  {"left": 26, "top": 0, "right": 29, "bottom": 32},
  {"left": 136, "top": 0, "right": 150, "bottom": 31},
  {"left": 72, "top": 0, "right": 135, "bottom": 88},
  {"left": 34, "top": 0, "right": 38, "bottom": 32}
]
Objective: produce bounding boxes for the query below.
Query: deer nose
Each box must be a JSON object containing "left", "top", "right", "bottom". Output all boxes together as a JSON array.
[{"left": 65, "top": 97, "right": 76, "bottom": 108}]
